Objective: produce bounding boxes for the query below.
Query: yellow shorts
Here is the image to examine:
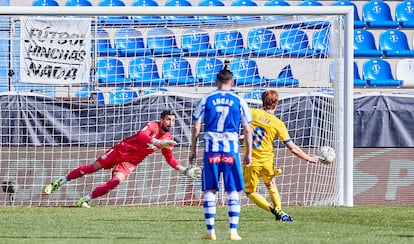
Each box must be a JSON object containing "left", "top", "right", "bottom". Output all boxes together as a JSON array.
[{"left": 243, "top": 161, "right": 277, "bottom": 193}]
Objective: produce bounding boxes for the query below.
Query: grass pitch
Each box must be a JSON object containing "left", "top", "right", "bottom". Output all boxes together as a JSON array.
[{"left": 0, "top": 205, "right": 412, "bottom": 244}]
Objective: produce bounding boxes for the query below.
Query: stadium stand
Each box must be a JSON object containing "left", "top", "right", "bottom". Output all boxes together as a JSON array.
[
  {"left": 331, "top": 0, "right": 365, "bottom": 29},
  {"left": 75, "top": 86, "right": 105, "bottom": 105},
  {"left": 94, "top": 28, "right": 117, "bottom": 57},
  {"left": 395, "top": 0, "right": 414, "bottom": 28},
  {"left": 147, "top": 27, "right": 182, "bottom": 56},
  {"left": 32, "top": 0, "right": 59, "bottom": 6},
  {"left": 114, "top": 28, "right": 151, "bottom": 57},
  {"left": 214, "top": 30, "right": 251, "bottom": 57},
  {"left": 354, "top": 29, "right": 383, "bottom": 58},
  {"left": 65, "top": 0, "right": 92, "bottom": 6},
  {"left": 362, "top": 0, "right": 399, "bottom": 28},
  {"left": 379, "top": 29, "right": 414, "bottom": 57},
  {"left": 181, "top": 27, "right": 217, "bottom": 57},
  {"left": 279, "top": 29, "right": 316, "bottom": 57},
  {"left": 363, "top": 58, "right": 402, "bottom": 87},
  {"left": 164, "top": 0, "right": 200, "bottom": 26},
  {"left": 396, "top": 59, "right": 414, "bottom": 88},
  {"left": 353, "top": 61, "right": 367, "bottom": 87},
  {"left": 131, "top": 0, "right": 167, "bottom": 26},
  {"left": 247, "top": 28, "right": 284, "bottom": 57},
  {"left": 128, "top": 57, "right": 166, "bottom": 86},
  {"left": 195, "top": 57, "right": 224, "bottom": 86},
  {"left": 109, "top": 86, "right": 138, "bottom": 104},
  {"left": 162, "top": 57, "right": 196, "bottom": 86},
  {"left": 96, "top": 58, "right": 131, "bottom": 86}
]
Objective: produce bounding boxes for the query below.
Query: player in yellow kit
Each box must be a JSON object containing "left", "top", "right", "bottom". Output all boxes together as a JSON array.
[{"left": 243, "top": 90, "right": 321, "bottom": 221}]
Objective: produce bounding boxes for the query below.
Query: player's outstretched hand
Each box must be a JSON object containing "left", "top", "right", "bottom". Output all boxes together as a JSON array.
[
  {"left": 152, "top": 138, "right": 177, "bottom": 149},
  {"left": 178, "top": 165, "right": 201, "bottom": 180}
]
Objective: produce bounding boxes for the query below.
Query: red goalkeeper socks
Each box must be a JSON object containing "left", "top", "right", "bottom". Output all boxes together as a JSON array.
[
  {"left": 91, "top": 177, "right": 121, "bottom": 199},
  {"left": 66, "top": 164, "right": 97, "bottom": 181}
]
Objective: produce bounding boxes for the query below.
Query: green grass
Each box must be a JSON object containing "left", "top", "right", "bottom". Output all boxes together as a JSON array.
[{"left": 0, "top": 205, "right": 413, "bottom": 244}]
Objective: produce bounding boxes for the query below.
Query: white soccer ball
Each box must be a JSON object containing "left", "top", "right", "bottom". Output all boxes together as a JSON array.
[{"left": 317, "top": 146, "right": 336, "bottom": 165}]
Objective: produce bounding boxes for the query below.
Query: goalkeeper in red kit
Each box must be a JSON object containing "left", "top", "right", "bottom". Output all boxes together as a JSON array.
[{"left": 44, "top": 110, "right": 200, "bottom": 208}]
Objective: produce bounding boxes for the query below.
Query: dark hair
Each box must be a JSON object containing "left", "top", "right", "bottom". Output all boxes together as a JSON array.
[
  {"left": 161, "top": 110, "right": 175, "bottom": 118},
  {"left": 216, "top": 60, "right": 233, "bottom": 83}
]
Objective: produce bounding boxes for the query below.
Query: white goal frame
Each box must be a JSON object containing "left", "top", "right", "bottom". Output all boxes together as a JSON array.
[{"left": 0, "top": 6, "right": 354, "bottom": 207}]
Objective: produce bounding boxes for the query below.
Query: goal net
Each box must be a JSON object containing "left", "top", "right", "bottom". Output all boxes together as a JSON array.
[{"left": 0, "top": 5, "right": 353, "bottom": 207}]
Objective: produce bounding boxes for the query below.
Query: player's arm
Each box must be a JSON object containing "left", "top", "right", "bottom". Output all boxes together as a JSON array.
[
  {"left": 285, "top": 141, "right": 320, "bottom": 163},
  {"left": 162, "top": 148, "right": 201, "bottom": 179},
  {"left": 242, "top": 124, "right": 253, "bottom": 167},
  {"left": 188, "top": 120, "right": 201, "bottom": 165}
]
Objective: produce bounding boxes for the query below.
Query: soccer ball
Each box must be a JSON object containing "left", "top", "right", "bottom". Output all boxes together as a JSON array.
[{"left": 317, "top": 146, "right": 336, "bottom": 165}]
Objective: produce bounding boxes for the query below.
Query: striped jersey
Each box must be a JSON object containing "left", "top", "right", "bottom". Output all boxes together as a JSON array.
[{"left": 193, "top": 89, "right": 252, "bottom": 153}]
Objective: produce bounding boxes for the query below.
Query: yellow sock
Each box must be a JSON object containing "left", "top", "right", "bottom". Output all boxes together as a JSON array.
[
  {"left": 246, "top": 192, "right": 272, "bottom": 212},
  {"left": 268, "top": 186, "right": 282, "bottom": 214}
]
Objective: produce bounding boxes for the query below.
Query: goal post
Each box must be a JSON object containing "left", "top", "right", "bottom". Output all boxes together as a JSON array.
[{"left": 0, "top": 6, "right": 354, "bottom": 207}]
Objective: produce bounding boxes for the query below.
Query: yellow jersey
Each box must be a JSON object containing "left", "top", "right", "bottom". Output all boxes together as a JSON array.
[{"left": 249, "top": 108, "right": 292, "bottom": 166}]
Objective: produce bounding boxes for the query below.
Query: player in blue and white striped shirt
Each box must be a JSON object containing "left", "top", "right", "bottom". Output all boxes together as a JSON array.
[{"left": 189, "top": 61, "right": 253, "bottom": 241}]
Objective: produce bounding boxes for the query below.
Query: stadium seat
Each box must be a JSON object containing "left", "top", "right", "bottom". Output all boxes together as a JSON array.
[
  {"left": 297, "top": 0, "right": 330, "bottom": 28},
  {"left": 273, "top": 64, "right": 300, "bottom": 87},
  {"left": 396, "top": 59, "right": 414, "bottom": 88},
  {"left": 229, "top": 58, "right": 268, "bottom": 86},
  {"left": 196, "top": 57, "right": 224, "bottom": 86},
  {"left": 279, "top": 29, "right": 316, "bottom": 57},
  {"left": 93, "top": 28, "right": 117, "bottom": 57},
  {"left": 162, "top": 57, "right": 196, "bottom": 85},
  {"left": 354, "top": 29, "right": 383, "bottom": 58},
  {"left": 75, "top": 86, "right": 105, "bottom": 105},
  {"left": 114, "top": 28, "right": 151, "bottom": 57},
  {"left": 353, "top": 62, "right": 367, "bottom": 87},
  {"left": 96, "top": 58, "right": 131, "bottom": 86},
  {"left": 32, "top": 0, "right": 59, "bottom": 6},
  {"left": 128, "top": 57, "right": 166, "bottom": 86},
  {"left": 165, "top": 0, "right": 200, "bottom": 26},
  {"left": 147, "top": 27, "right": 182, "bottom": 56},
  {"left": 362, "top": 0, "right": 399, "bottom": 28},
  {"left": 363, "top": 58, "right": 402, "bottom": 87},
  {"left": 181, "top": 28, "right": 217, "bottom": 57},
  {"left": 198, "top": 0, "right": 233, "bottom": 26},
  {"left": 131, "top": 0, "right": 167, "bottom": 26},
  {"left": 244, "top": 88, "right": 266, "bottom": 100},
  {"left": 247, "top": 28, "right": 284, "bottom": 57},
  {"left": 109, "top": 87, "right": 138, "bottom": 104},
  {"left": 263, "top": 0, "right": 296, "bottom": 27},
  {"left": 143, "top": 87, "right": 169, "bottom": 96},
  {"left": 395, "top": 0, "right": 414, "bottom": 28},
  {"left": 331, "top": 0, "right": 365, "bottom": 29},
  {"left": 312, "top": 28, "right": 330, "bottom": 58},
  {"left": 379, "top": 29, "right": 414, "bottom": 57},
  {"left": 230, "top": 0, "right": 262, "bottom": 25},
  {"left": 98, "top": 0, "right": 132, "bottom": 26},
  {"left": 214, "top": 30, "right": 251, "bottom": 57},
  {"left": 65, "top": 0, "right": 92, "bottom": 6}
]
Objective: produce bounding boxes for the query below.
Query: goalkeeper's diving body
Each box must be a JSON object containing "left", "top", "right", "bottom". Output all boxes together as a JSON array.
[
  {"left": 189, "top": 61, "right": 253, "bottom": 241},
  {"left": 44, "top": 109, "right": 200, "bottom": 208},
  {"left": 242, "top": 90, "right": 321, "bottom": 222}
]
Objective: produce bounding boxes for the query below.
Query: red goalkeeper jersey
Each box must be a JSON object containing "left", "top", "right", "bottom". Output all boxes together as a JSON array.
[{"left": 110, "top": 121, "right": 179, "bottom": 168}]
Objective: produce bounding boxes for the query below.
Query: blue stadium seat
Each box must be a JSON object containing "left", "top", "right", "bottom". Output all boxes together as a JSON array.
[
  {"left": 75, "top": 86, "right": 105, "bottom": 105},
  {"left": 65, "top": 0, "right": 92, "bottom": 6},
  {"left": 147, "top": 27, "right": 182, "bottom": 56},
  {"left": 165, "top": 0, "right": 200, "bottom": 26},
  {"left": 396, "top": 0, "right": 414, "bottom": 28},
  {"left": 131, "top": 0, "right": 167, "bottom": 26},
  {"left": 279, "top": 29, "right": 316, "bottom": 57},
  {"left": 363, "top": 58, "right": 402, "bottom": 87},
  {"left": 214, "top": 30, "right": 251, "bottom": 57},
  {"left": 312, "top": 28, "right": 330, "bottom": 58},
  {"left": 273, "top": 64, "right": 299, "bottom": 87},
  {"left": 181, "top": 28, "right": 217, "bottom": 57},
  {"left": 353, "top": 62, "right": 367, "bottom": 87},
  {"left": 109, "top": 87, "right": 138, "bottom": 104},
  {"left": 264, "top": 0, "right": 297, "bottom": 27},
  {"left": 96, "top": 58, "right": 131, "bottom": 86},
  {"left": 230, "top": 0, "right": 262, "bottom": 25},
  {"left": 143, "top": 87, "right": 169, "bottom": 96},
  {"left": 128, "top": 57, "right": 166, "bottom": 86},
  {"left": 114, "top": 28, "right": 151, "bottom": 57},
  {"left": 32, "top": 0, "right": 59, "bottom": 6},
  {"left": 230, "top": 58, "right": 268, "bottom": 86},
  {"left": 247, "top": 28, "right": 284, "bottom": 57},
  {"left": 93, "top": 28, "right": 117, "bottom": 57},
  {"left": 196, "top": 57, "right": 223, "bottom": 86},
  {"left": 354, "top": 29, "right": 383, "bottom": 58},
  {"left": 198, "top": 0, "right": 233, "bottom": 26},
  {"left": 98, "top": 0, "right": 132, "bottom": 26},
  {"left": 297, "top": 0, "right": 330, "bottom": 28},
  {"left": 379, "top": 29, "right": 414, "bottom": 57},
  {"left": 162, "top": 57, "right": 196, "bottom": 85},
  {"left": 362, "top": 0, "right": 399, "bottom": 28},
  {"left": 331, "top": 0, "right": 365, "bottom": 29},
  {"left": 244, "top": 88, "right": 266, "bottom": 100}
]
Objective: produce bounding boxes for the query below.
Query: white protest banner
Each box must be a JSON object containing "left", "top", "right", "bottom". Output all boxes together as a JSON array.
[{"left": 20, "top": 17, "right": 91, "bottom": 85}]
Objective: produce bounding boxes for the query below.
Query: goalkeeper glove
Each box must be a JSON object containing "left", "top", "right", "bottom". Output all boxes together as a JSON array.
[
  {"left": 177, "top": 165, "right": 201, "bottom": 180},
  {"left": 151, "top": 138, "right": 177, "bottom": 149}
]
